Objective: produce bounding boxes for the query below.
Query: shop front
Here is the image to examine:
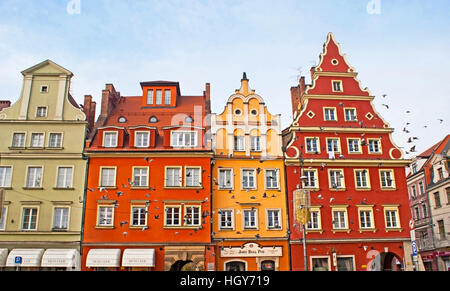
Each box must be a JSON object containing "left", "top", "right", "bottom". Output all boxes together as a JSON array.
[
  {"left": 85, "top": 248, "right": 157, "bottom": 271},
  {"left": 164, "top": 246, "right": 206, "bottom": 271},
  {"left": 2, "top": 248, "right": 80, "bottom": 271},
  {"left": 219, "top": 242, "right": 284, "bottom": 271}
]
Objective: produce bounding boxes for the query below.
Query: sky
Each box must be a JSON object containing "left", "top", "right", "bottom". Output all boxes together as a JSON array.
[{"left": 0, "top": 0, "right": 449, "bottom": 157}]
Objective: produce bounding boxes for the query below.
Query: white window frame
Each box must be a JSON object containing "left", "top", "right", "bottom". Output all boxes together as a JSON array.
[
  {"left": 184, "top": 205, "right": 201, "bottom": 226},
  {"left": 155, "top": 89, "right": 162, "bottom": 105},
  {"left": 323, "top": 107, "right": 337, "bottom": 121},
  {"left": 135, "top": 131, "right": 150, "bottom": 148},
  {"left": 266, "top": 209, "right": 282, "bottom": 230},
  {"left": 99, "top": 167, "right": 117, "bottom": 188},
  {"left": 56, "top": 166, "right": 74, "bottom": 188},
  {"left": 132, "top": 167, "right": 149, "bottom": 187},
  {"left": 48, "top": 132, "right": 63, "bottom": 148},
  {"left": 241, "top": 169, "right": 257, "bottom": 190},
  {"left": 131, "top": 205, "right": 148, "bottom": 227},
  {"left": 347, "top": 138, "right": 361, "bottom": 153},
  {"left": 11, "top": 132, "right": 26, "bottom": 148},
  {"left": 358, "top": 206, "right": 375, "bottom": 230},
  {"left": 218, "top": 209, "right": 235, "bottom": 230},
  {"left": 328, "top": 169, "right": 345, "bottom": 189},
  {"left": 146, "top": 89, "right": 154, "bottom": 105},
  {"left": 380, "top": 169, "right": 396, "bottom": 189},
  {"left": 302, "top": 169, "right": 319, "bottom": 189},
  {"left": 384, "top": 206, "right": 400, "bottom": 229},
  {"left": 354, "top": 169, "right": 371, "bottom": 189},
  {"left": 306, "top": 208, "right": 322, "bottom": 231},
  {"left": 368, "top": 138, "right": 382, "bottom": 154},
  {"left": 243, "top": 208, "right": 258, "bottom": 230},
  {"left": 311, "top": 256, "right": 331, "bottom": 271},
  {"left": 326, "top": 138, "right": 341, "bottom": 154},
  {"left": 36, "top": 106, "right": 48, "bottom": 118},
  {"left": 164, "top": 89, "right": 171, "bottom": 105},
  {"left": 305, "top": 137, "right": 320, "bottom": 153},
  {"left": 0, "top": 206, "right": 8, "bottom": 230},
  {"left": 25, "top": 166, "right": 43, "bottom": 188},
  {"left": 218, "top": 168, "right": 233, "bottom": 190},
  {"left": 0, "top": 166, "right": 12, "bottom": 188},
  {"left": 234, "top": 136, "right": 245, "bottom": 151},
  {"left": 97, "top": 205, "right": 114, "bottom": 227},
  {"left": 103, "top": 131, "right": 118, "bottom": 148},
  {"left": 40, "top": 85, "right": 49, "bottom": 93},
  {"left": 30, "top": 132, "right": 45, "bottom": 148},
  {"left": 171, "top": 131, "right": 197, "bottom": 148},
  {"left": 21, "top": 206, "right": 39, "bottom": 231},
  {"left": 185, "top": 166, "right": 202, "bottom": 187},
  {"left": 344, "top": 108, "right": 357, "bottom": 121},
  {"left": 332, "top": 80, "right": 343, "bottom": 92},
  {"left": 52, "top": 206, "right": 70, "bottom": 231},
  {"left": 250, "top": 136, "right": 261, "bottom": 152},
  {"left": 165, "top": 166, "right": 182, "bottom": 187},
  {"left": 264, "top": 169, "right": 280, "bottom": 190},
  {"left": 331, "top": 207, "right": 348, "bottom": 230},
  {"left": 164, "top": 205, "right": 181, "bottom": 227}
]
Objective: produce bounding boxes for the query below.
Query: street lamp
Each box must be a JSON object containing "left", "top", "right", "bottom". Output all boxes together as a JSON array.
[{"left": 295, "top": 178, "right": 311, "bottom": 271}]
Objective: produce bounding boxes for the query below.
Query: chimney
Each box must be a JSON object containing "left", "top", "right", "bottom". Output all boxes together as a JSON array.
[
  {"left": 100, "top": 83, "right": 120, "bottom": 118},
  {"left": 310, "top": 66, "right": 316, "bottom": 81},
  {"left": 290, "top": 76, "right": 306, "bottom": 116},
  {"left": 0, "top": 100, "right": 11, "bottom": 111},
  {"left": 204, "top": 83, "right": 211, "bottom": 115},
  {"left": 83, "top": 95, "right": 96, "bottom": 132}
]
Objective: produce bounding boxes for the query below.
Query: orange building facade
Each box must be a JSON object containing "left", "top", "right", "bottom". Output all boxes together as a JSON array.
[{"left": 81, "top": 81, "right": 214, "bottom": 271}]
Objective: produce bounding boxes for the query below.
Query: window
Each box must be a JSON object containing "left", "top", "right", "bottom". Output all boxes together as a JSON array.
[
  {"left": 0, "top": 166, "right": 12, "bottom": 187},
  {"left": 133, "top": 167, "right": 148, "bottom": 187},
  {"left": 0, "top": 206, "right": 6, "bottom": 230},
  {"left": 242, "top": 169, "right": 256, "bottom": 189},
  {"left": 171, "top": 131, "right": 196, "bottom": 147},
  {"left": 380, "top": 170, "right": 395, "bottom": 189},
  {"left": 337, "top": 257, "right": 354, "bottom": 271},
  {"left": 332, "top": 209, "right": 347, "bottom": 229},
  {"left": 56, "top": 167, "right": 73, "bottom": 188},
  {"left": 48, "top": 133, "right": 62, "bottom": 148},
  {"left": 98, "top": 206, "right": 114, "bottom": 226},
  {"left": 218, "top": 169, "right": 233, "bottom": 189},
  {"left": 21, "top": 207, "right": 38, "bottom": 230},
  {"left": 438, "top": 220, "right": 446, "bottom": 240},
  {"left": 243, "top": 209, "right": 257, "bottom": 229},
  {"left": 348, "top": 139, "right": 361, "bottom": 153},
  {"left": 368, "top": 139, "right": 382, "bottom": 154},
  {"left": 329, "top": 169, "right": 345, "bottom": 189},
  {"left": 359, "top": 208, "right": 374, "bottom": 229},
  {"left": 149, "top": 116, "right": 158, "bottom": 123},
  {"left": 36, "top": 106, "right": 47, "bottom": 117},
  {"left": 312, "top": 257, "right": 330, "bottom": 271},
  {"left": 12, "top": 133, "right": 25, "bottom": 147},
  {"left": 307, "top": 209, "right": 321, "bottom": 230},
  {"left": 434, "top": 192, "right": 441, "bottom": 208},
  {"left": 146, "top": 89, "right": 154, "bottom": 105},
  {"left": 234, "top": 136, "right": 245, "bottom": 151},
  {"left": 131, "top": 206, "right": 147, "bottom": 226},
  {"left": 324, "top": 108, "right": 337, "bottom": 121},
  {"left": 261, "top": 260, "right": 275, "bottom": 271},
  {"left": 164, "top": 90, "right": 171, "bottom": 105},
  {"left": 219, "top": 209, "right": 234, "bottom": 229},
  {"left": 100, "top": 168, "right": 116, "bottom": 187},
  {"left": 166, "top": 167, "right": 181, "bottom": 187},
  {"left": 332, "top": 80, "right": 343, "bottom": 92},
  {"left": 422, "top": 204, "right": 428, "bottom": 218},
  {"left": 419, "top": 182, "right": 424, "bottom": 195},
  {"left": 265, "top": 169, "right": 279, "bottom": 189},
  {"left": 103, "top": 132, "right": 118, "bottom": 148},
  {"left": 411, "top": 185, "right": 417, "bottom": 199},
  {"left": 355, "top": 169, "right": 370, "bottom": 189},
  {"left": 30, "top": 133, "right": 44, "bottom": 148},
  {"left": 305, "top": 137, "right": 320, "bottom": 153},
  {"left": 437, "top": 168, "right": 444, "bottom": 180},
  {"left": 184, "top": 206, "right": 200, "bottom": 226},
  {"left": 26, "top": 167, "right": 42, "bottom": 188},
  {"left": 267, "top": 209, "right": 281, "bottom": 229},
  {"left": 53, "top": 207, "right": 69, "bottom": 230},
  {"left": 344, "top": 108, "right": 357, "bottom": 121},
  {"left": 303, "top": 170, "right": 318, "bottom": 188},
  {"left": 185, "top": 116, "right": 194, "bottom": 123},
  {"left": 250, "top": 136, "right": 261, "bottom": 151},
  {"left": 155, "top": 90, "right": 162, "bottom": 105},
  {"left": 414, "top": 206, "right": 420, "bottom": 220},
  {"left": 185, "top": 167, "right": 201, "bottom": 187},
  {"left": 327, "top": 138, "right": 340, "bottom": 153},
  {"left": 385, "top": 208, "right": 399, "bottom": 229},
  {"left": 40, "top": 85, "right": 48, "bottom": 93},
  {"left": 118, "top": 116, "right": 127, "bottom": 123},
  {"left": 135, "top": 131, "right": 150, "bottom": 148},
  {"left": 165, "top": 206, "right": 181, "bottom": 226},
  {"left": 447, "top": 187, "right": 450, "bottom": 204},
  {"left": 412, "top": 163, "right": 418, "bottom": 174}
]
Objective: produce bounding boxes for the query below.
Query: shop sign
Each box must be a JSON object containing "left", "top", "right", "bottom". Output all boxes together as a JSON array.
[{"left": 220, "top": 243, "right": 282, "bottom": 257}]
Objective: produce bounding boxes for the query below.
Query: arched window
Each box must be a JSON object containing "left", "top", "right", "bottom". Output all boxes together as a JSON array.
[{"left": 149, "top": 116, "right": 158, "bottom": 123}]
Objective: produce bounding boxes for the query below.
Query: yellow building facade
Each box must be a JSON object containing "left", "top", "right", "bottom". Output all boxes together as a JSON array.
[
  {"left": 210, "top": 74, "right": 289, "bottom": 271},
  {"left": 0, "top": 60, "right": 89, "bottom": 270}
]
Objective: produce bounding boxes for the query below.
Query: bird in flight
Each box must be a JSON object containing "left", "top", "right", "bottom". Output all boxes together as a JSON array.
[{"left": 382, "top": 104, "right": 389, "bottom": 109}]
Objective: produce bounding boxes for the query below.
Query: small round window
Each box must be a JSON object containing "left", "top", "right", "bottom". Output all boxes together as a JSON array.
[
  {"left": 235, "top": 109, "right": 242, "bottom": 115},
  {"left": 149, "top": 116, "right": 158, "bottom": 123},
  {"left": 185, "top": 116, "right": 193, "bottom": 123},
  {"left": 251, "top": 109, "right": 258, "bottom": 116},
  {"left": 331, "top": 59, "right": 339, "bottom": 66},
  {"left": 118, "top": 116, "right": 127, "bottom": 123}
]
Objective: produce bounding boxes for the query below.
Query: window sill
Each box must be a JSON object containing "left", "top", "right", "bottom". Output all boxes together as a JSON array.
[
  {"left": 306, "top": 229, "right": 324, "bottom": 234},
  {"left": 358, "top": 228, "right": 377, "bottom": 233},
  {"left": 164, "top": 186, "right": 203, "bottom": 190},
  {"left": 22, "top": 187, "right": 43, "bottom": 190},
  {"left": 53, "top": 187, "right": 75, "bottom": 190},
  {"left": 385, "top": 228, "right": 403, "bottom": 232},
  {"left": 163, "top": 225, "right": 202, "bottom": 229},
  {"left": 130, "top": 186, "right": 150, "bottom": 190},
  {"left": 380, "top": 187, "right": 397, "bottom": 191},
  {"left": 330, "top": 188, "right": 346, "bottom": 191},
  {"left": 95, "top": 226, "right": 115, "bottom": 229},
  {"left": 98, "top": 186, "right": 117, "bottom": 190},
  {"left": 0, "top": 187, "right": 12, "bottom": 190},
  {"left": 355, "top": 187, "right": 372, "bottom": 191},
  {"left": 51, "top": 228, "right": 68, "bottom": 232},
  {"left": 129, "top": 225, "right": 148, "bottom": 229},
  {"left": 332, "top": 228, "right": 351, "bottom": 234}
]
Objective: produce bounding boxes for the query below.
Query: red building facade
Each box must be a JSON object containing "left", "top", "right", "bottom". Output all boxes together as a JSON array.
[
  {"left": 81, "top": 81, "right": 214, "bottom": 271},
  {"left": 283, "top": 33, "right": 414, "bottom": 271}
]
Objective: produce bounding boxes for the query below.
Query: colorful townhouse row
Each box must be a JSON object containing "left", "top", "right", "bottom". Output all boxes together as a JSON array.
[
  {"left": 406, "top": 135, "right": 450, "bottom": 271},
  {"left": 0, "top": 33, "right": 415, "bottom": 271}
]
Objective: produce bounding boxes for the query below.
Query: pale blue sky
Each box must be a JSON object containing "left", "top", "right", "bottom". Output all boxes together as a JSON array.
[{"left": 1, "top": 0, "right": 449, "bottom": 155}]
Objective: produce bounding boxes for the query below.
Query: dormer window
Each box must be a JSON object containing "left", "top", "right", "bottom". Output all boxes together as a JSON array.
[
  {"left": 146, "top": 89, "right": 154, "bottom": 105},
  {"left": 149, "top": 116, "right": 158, "bottom": 123},
  {"left": 185, "top": 116, "right": 193, "bottom": 123},
  {"left": 118, "top": 116, "right": 127, "bottom": 123},
  {"left": 135, "top": 131, "right": 150, "bottom": 148},
  {"left": 171, "top": 131, "right": 197, "bottom": 147},
  {"left": 164, "top": 90, "right": 171, "bottom": 105},
  {"left": 103, "top": 132, "right": 118, "bottom": 148},
  {"left": 155, "top": 90, "right": 162, "bottom": 105}
]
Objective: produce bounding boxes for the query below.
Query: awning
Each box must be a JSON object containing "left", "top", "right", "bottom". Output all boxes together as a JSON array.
[
  {"left": 0, "top": 249, "right": 8, "bottom": 267},
  {"left": 41, "top": 249, "right": 80, "bottom": 269},
  {"left": 122, "top": 249, "right": 155, "bottom": 267},
  {"left": 86, "top": 249, "right": 121, "bottom": 267},
  {"left": 6, "top": 249, "right": 45, "bottom": 267}
]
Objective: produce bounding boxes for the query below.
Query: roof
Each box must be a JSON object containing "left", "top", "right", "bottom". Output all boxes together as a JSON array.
[{"left": 418, "top": 134, "right": 450, "bottom": 157}]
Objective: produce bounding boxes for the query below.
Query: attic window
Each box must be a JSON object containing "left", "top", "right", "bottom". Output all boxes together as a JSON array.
[
  {"left": 235, "top": 109, "right": 242, "bottom": 116},
  {"left": 149, "top": 116, "right": 158, "bottom": 123},
  {"left": 251, "top": 109, "right": 258, "bottom": 116},
  {"left": 40, "top": 85, "right": 49, "bottom": 93},
  {"left": 185, "top": 116, "right": 193, "bottom": 123},
  {"left": 331, "top": 59, "right": 339, "bottom": 66},
  {"left": 118, "top": 117, "right": 127, "bottom": 123}
]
